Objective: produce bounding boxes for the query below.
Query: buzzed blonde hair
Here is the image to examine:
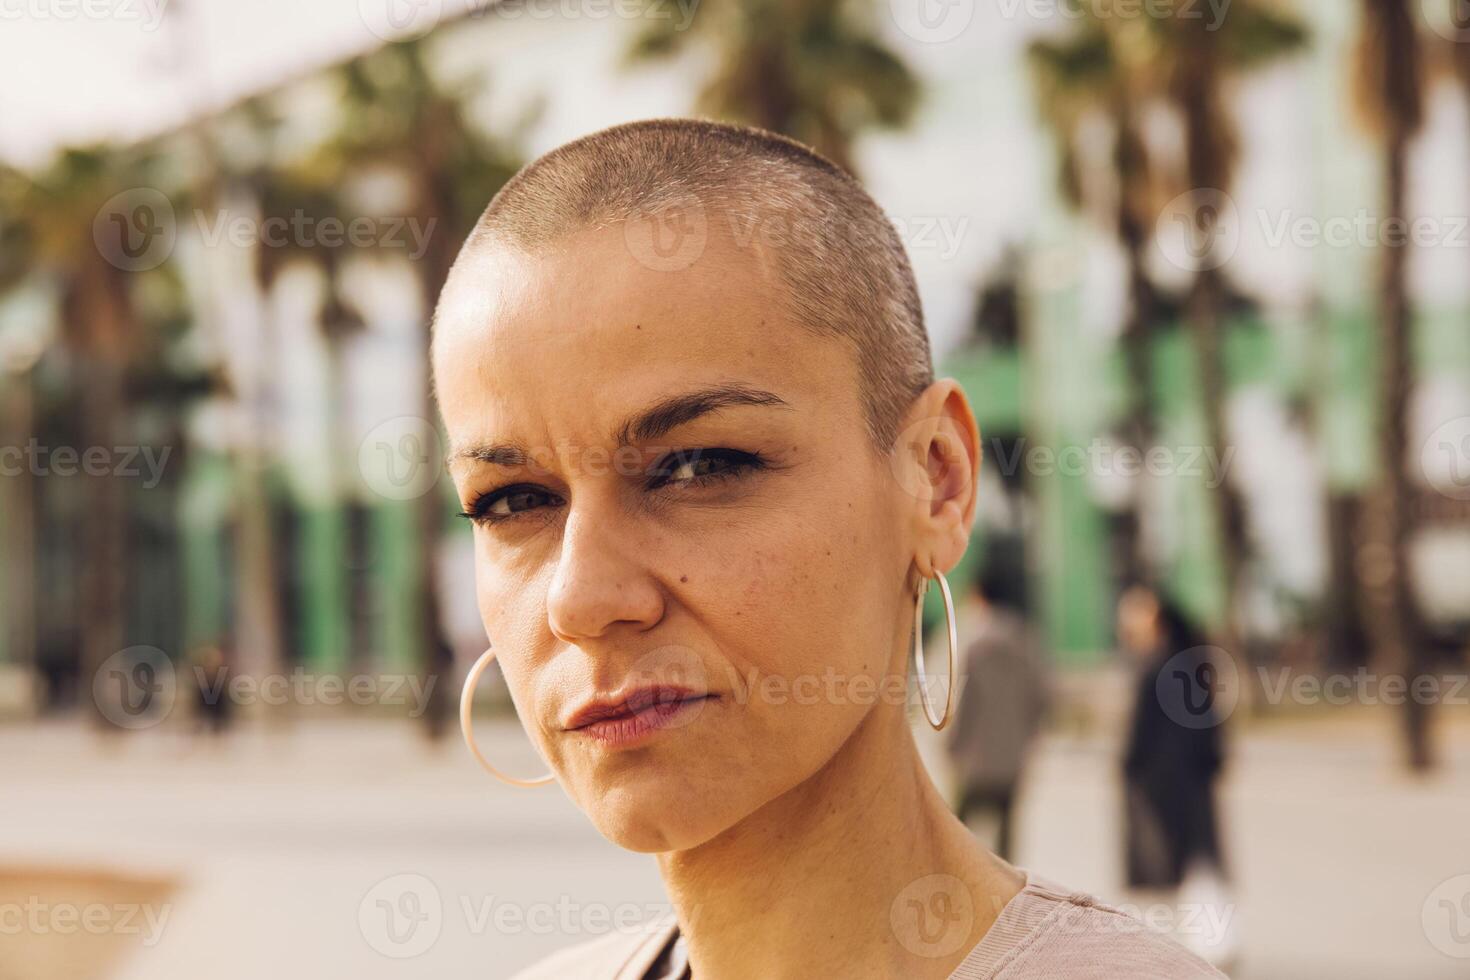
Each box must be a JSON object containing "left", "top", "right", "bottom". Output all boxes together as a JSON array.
[{"left": 453, "top": 118, "right": 933, "bottom": 452}]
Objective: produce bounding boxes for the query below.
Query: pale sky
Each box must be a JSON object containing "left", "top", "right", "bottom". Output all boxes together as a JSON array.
[
  {"left": 4, "top": 0, "right": 1466, "bottom": 355},
  {"left": 0, "top": 0, "right": 1051, "bottom": 355}
]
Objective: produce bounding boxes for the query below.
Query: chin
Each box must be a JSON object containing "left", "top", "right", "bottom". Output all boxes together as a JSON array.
[{"left": 583, "top": 776, "right": 743, "bottom": 854}]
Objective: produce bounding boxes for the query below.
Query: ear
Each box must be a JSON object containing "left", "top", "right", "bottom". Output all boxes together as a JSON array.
[{"left": 891, "top": 379, "right": 982, "bottom": 580}]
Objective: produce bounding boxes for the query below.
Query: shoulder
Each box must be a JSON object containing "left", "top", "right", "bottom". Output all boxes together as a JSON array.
[
  {"left": 958, "top": 874, "right": 1227, "bottom": 980},
  {"left": 508, "top": 914, "right": 678, "bottom": 980}
]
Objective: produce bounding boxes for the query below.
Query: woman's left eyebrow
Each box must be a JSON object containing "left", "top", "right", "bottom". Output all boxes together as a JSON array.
[
  {"left": 446, "top": 383, "right": 790, "bottom": 467},
  {"left": 613, "top": 383, "right": 791, "bottom": 447}
]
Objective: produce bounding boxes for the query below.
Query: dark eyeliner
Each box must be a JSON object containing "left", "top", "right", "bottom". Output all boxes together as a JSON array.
[
  {"left": 460, "top": 449, "right": 768, "bottom": 527},
  {"left": 458, "top": 483, "right": 562, "bottom": 525},
  {"left": 645, "top": 448, "right": 767, "bottom": 490}
]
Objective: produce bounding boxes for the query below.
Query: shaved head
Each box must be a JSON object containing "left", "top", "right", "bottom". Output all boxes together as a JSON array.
[
  {"left": 432, "top": 118, "right": 986, "bottom": 859},
  {"left": 437, "top": 118, "right": 933, "bottom": 451}
]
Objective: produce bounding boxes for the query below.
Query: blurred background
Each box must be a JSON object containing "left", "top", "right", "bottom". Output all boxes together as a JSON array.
[{"left": 2, "top": 0, "right": 1469, "bottom": 977}]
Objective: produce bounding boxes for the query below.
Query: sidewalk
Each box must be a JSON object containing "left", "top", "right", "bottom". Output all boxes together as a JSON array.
[{"left": 3, "top": 711, "right": 1468, "bottom": 979}]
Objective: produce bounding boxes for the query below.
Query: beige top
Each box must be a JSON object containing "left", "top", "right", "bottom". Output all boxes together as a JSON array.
[{"left": 509, "top": 871, "right": 1227, "bottom": 979}]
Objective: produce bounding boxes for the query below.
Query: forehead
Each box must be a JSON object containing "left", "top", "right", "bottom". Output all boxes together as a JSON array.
[{"left": 431, "top": 223, "right": 858, "bottom": 446}]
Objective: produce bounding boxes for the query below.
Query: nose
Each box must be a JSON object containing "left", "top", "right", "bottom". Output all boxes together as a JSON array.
[{"left": 545, "top": 504, "right": 665, "bottom": 642}]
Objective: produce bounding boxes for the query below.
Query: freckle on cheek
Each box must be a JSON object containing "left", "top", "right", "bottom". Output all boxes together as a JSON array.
[{"left": 680, "top": 575, "right": 688, "bottom": 583}]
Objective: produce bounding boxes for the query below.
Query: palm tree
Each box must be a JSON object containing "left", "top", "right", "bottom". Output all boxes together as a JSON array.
[
  {"left": 1028, "top": 13, "right": 1170, "bottom": 587},
  {"left": 624, "top": 0, "right": 919, "bottom": 173},
  {"left": 216, "top": 95, "right": 372, "bottom": 686},
  {"left": 321, "top": 38, "right": 526, "bottom": 736},
  {"left": 1031, "top": 2, "right": 1307, "bottom": 663},
  {"left": 5, "top": 146, "right": 167, "bottom": 725},
  {"left": 1352, "top": 0, "right": 1432, "bottom": 770},
  {"left": 0, "top": 165, "right": 40, "bottom": 688},
  {"left": 1162, "top": 2, "right": 1308, "bottom": 651}
]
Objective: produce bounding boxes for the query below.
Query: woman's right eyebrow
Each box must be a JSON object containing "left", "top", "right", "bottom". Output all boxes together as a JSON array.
[{"left": 449, "top": 443, "right": 530, "bottom": 469}]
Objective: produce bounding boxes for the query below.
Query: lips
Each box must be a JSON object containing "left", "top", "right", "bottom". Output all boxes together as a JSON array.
[{"left": 563, "top": 685, "right": 714, "bottom": 747}]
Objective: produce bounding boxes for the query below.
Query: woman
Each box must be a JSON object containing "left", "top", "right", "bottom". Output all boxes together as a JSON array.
[{"left": 436, "top": 119, "right": 1224, "bottom": 979}]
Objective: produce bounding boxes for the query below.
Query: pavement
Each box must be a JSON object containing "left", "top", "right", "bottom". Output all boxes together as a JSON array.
[{"left": 2, "top": 709, "right": 1468, "bottom": 980}]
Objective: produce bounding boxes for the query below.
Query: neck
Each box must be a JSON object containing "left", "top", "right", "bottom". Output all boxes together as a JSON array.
[{"left": 656, "top": 702, "right": 1024, "bottom": 980}]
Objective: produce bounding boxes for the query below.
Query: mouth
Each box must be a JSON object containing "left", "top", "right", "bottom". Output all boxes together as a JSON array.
[{"left": 563, "top": 686, "right": 715, "bottom": 748}]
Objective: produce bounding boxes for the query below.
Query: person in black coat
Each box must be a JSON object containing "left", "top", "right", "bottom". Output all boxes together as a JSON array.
[{"left": 1117, "top": 584, "right": 1227, "bottom": 890}]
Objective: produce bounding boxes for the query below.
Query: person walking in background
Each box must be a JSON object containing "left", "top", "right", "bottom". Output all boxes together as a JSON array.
[
  {"left": 943, "top": 559, "right": 1050, "bottom": 861},
  {"left": 1117, "top": 583, "right": 1233, "bottom": 965},
  {"left": 190, "top": 642, "right": 234, "bottom": 738}
]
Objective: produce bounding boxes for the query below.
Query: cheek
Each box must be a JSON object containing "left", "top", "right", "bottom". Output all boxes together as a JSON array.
[
  {"left": 707, "top": 474, "right": 906, "bottom": 719},
  {"left": 472, "top": 543, "right": 506, "bottom": 644},
  {"left": 472, "top": 543, "right": 547, "bottom": 721}
]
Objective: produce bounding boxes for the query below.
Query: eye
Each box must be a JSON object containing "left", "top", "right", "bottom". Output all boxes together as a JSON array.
[
  {"left": 646, "top": 448, "right": 766, "bottom": 490},
  {"left": 460, "top": 484, "right": 563, "bottom": 526},
  {"left": 460, "top": 449, "right": 768, "bottom": 528}
]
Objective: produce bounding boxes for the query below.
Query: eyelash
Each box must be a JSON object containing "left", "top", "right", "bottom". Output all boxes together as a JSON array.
[{"left": 458, "top": 448, "right": 768, "bottom": 527}]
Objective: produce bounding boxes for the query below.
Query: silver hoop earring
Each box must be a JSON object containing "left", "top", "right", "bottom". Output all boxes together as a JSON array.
[
  {"left": 460, "top": 647, "right": 555, "bottom": 788},
  {"left": 912, "top": 570, "right": 957, "bottom": 730}
]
